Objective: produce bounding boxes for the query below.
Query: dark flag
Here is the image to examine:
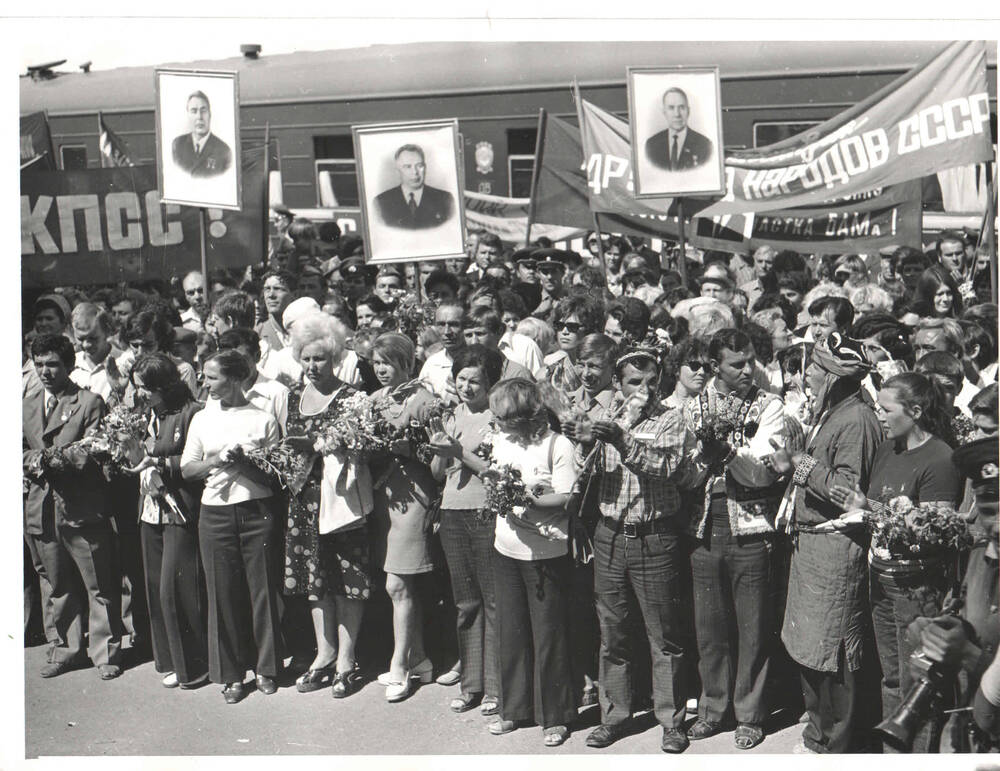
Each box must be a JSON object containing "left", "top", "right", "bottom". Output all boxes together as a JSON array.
[
  {"left": 20, "top": 112, "right": 56, "bottom": 171},
  {"left": 98, "top": 113, "right": 134, "bottom": 167}
]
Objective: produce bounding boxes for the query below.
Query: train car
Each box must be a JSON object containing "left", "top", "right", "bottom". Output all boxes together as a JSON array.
[{"left": 21, "top": 40, "right": 997, "bottom": 223}]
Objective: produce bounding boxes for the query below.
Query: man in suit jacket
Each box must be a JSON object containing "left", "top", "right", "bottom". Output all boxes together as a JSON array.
[
  {"left": 644, "top": 87, "right": 714, "bottom": 172},
  {"left": 171, "top": 90, "right": 232, "bottom": 178},
  {"left": 374, "top": 144, "right": 455, "bottom": 229},
  {"left": 23, "top": 334, "right": 123, "bottom": 679}
]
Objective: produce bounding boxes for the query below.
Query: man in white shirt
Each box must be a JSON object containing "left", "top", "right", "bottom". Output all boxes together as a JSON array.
[
  {"left": 419, "top": 302, "right": 465, "bottom": 402},
  {"left": 69, "top": 303, "right": 123, "bottom": 404},
  {"left": 463, "top": 306, "right": 539, "bottom": 379},
  {"left": 180, "top": 271, "right": 207, "bottom": 332}
]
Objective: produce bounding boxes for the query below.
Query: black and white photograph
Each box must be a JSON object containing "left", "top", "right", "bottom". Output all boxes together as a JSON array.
[
  {"left": 628, "top": 66, "right": 726, "bottom": 198},
  {"left": 12, "top": 26, "right": 1000, "bottom": 768},
  {"left": 353, "top": 119, "right": 465, "bottom": 264},
  {"left": 155, "top": 68, "right": 242, "bottom": 210}
]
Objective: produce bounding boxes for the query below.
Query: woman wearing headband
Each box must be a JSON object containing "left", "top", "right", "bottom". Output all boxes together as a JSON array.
[{"left": 764, "top": 333, "right": 884, "bottom": 753}]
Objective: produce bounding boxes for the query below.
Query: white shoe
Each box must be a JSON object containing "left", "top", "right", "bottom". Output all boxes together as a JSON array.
[
  {"left": 378, "top": 659, "right": 434, "bottom": 685},
  {"left": 385, "top": 673, "right": 413, "bottom": 702},
  {"left": 162, "top": 672, "right": 179, "bottom": 689},
  {"left": 435, "top": 666, "right": 461, "bottom": 686}
]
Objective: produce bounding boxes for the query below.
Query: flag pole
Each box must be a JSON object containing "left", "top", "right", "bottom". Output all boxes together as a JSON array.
[
  {"left": 97, "top": 112, "right": 105, "bottom": 168},
  {"left": 524, "top": 108, "right": 547, "bottom": 246},
  {"left": 199, "top": 208, "right": 212, "bottom": 311},
  {"left": 572, "top": 79, "right": 607, "bottom": 273},
  {"left": 676, "top": 198, "right": 688, "bottom": 287}
]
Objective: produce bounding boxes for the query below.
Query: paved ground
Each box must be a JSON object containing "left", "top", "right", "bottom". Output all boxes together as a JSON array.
[{"left": 24, "top": 642, "right": 805, "bottom": 757}]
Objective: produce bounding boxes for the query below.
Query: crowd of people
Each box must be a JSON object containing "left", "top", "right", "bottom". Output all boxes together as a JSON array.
[{"left": 21, "top": 216, "right": 1000, "bottom": 753}]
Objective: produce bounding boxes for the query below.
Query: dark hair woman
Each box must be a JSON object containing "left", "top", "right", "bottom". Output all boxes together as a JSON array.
[
  {"left": 127, "top": 353, "right": 208, "bottom": 690},
  {"left": 911, "top": 265, "right": 964, "bottom": 319},
  {"left": 180, "top": 350, "right": 283, "bottom": 704},
  {"left": 426, "top": 344, "right": 506, "bottom": 716},
  {"left": 830, "top": 371, "right": 962, "bottom": 753}
]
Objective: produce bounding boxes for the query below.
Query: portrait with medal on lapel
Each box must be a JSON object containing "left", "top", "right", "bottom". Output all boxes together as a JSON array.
[
  {"left": 628, "top": 66, "right": 725, "bottom": 199},
  {"left": 155, "top": 68, "right": 242, "bottom": 210}
]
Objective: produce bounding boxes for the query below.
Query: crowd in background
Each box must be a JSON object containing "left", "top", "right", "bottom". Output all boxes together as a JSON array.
[{"left": 21, "top": 213, "right": 1000, "bottom": 753}]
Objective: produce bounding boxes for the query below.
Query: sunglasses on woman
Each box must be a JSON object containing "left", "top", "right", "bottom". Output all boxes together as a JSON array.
[
  {"left": 556, "top": 321, "right": 583, "bottom": 334},
  {"left": 685, "top": 360, "right": 712, "bottom": 373}
]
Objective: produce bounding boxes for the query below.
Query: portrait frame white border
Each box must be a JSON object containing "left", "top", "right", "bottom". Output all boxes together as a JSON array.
[
  {"left": 154, "top": 68, "right": 243, "bottom": 211},
  {"left": 627, "top": 65, "right": 726, "bottom": 200},
  {"left": 352, "top": 118, "right": 466, "bottom": 266}
]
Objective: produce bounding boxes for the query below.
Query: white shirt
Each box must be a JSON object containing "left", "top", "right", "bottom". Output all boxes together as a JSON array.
[
  {"left": 955, "top": 377, "right": 980, "bottom": 418},
  {"left": 498, "top": 332, "right": 544, "bottom": 374},
  {"left": 70, "top": 345, "right": 123, "bottom": 403},
  {"left": 333, "top": 349, "right": 364, "bottom": 388},
  {"left": 258, "top": 345, "right": 303, "bottom": 385},
  {"left": 180, "top": 307, "right": 203, "bottom": 332},
  {"left": 668, "top": 128, "right": 688, "bottom": 157},
  {"left": 491, "top": 430, "right": 576, "bottom": 562},
  {"left": 205, "top": 373, "right": 289, "bottom": 436},
  {"left": 181, "top": 404, "right": 279, "bottom": 506},
  {"left": 418, "top": 348, "right": 454, "bottom": 401}
]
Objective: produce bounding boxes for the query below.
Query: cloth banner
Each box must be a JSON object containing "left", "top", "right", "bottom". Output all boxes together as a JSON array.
[
  {"left": 575, "top": 100, "right": 922, "bottom": 254},
  {"left": 700, "top": 40, "right": 994, "bottom": 217},
  {"left": 22, "top": 146, "right": 268, "bottom": 288},
  {"left": 98, "top": 113, "right": 134, "bottom": 168},
  {"left": 463, "top": 189, "right": 583, "bottom": 244},
  {"left": 20, "top": 112, "right": 56, "bottom": 171}
]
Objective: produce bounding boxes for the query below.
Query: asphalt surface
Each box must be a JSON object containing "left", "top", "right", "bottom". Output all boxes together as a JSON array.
[{"left": 24, "top": 641, "right": 806, "bottom": 757}]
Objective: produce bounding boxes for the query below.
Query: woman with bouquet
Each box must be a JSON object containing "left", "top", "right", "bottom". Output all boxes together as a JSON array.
[
  {"left": 180, "top": 350, "right": 283, "bottom": 704},
  {"left": 127, "top": 353, "right": 208, "bottom": 690},
  {"left": 427, "top": 345, "right": 505, "bottom": 716},
  {"left": 483, "top": 378, "right": 579, "bottom": 747},
  {"left": 830, "top": 372, "right": 963, "bottom": 752},
  {"left": 369, "top": 332, "right": 442, "bottom": 703},
  {"left": 281, "top": 312, "right": 372, "bottom": 699}
]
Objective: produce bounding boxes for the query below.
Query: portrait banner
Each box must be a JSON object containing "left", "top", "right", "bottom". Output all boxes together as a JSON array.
[
  {"left": 699, "top": 40, "right": 994, "bottom": 217},
  {"left": 155, "top": 68, "right": 242, "bottom": 210},
  {"left": 21, "top": 147, "right": 268, "bottom": 288},
  {"left": 353, "top": 119, "right": 466, "bottom": 264}
]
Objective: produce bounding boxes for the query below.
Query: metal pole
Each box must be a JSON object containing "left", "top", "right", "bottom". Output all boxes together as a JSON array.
[
  {"left": 676, "top": 198, "right": 688, "bottom": 286},
  {"left": 592, "top": 212, "right": 608, "bottom": 276},
  {"left": 199, "top": 208, "right": 211, "bottom": 310},
  {"left": 524, "top": 108, "right": 547, "bottom": 246}
]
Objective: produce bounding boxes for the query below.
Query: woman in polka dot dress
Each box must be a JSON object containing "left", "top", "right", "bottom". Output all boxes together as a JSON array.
[{"left": 283, "top": 313, "right": 371, "bottom": 699}]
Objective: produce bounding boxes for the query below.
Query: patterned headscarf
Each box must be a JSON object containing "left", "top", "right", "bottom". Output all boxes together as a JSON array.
[{"left": 807, "top": 332, "right": 871, "bottom": 422}]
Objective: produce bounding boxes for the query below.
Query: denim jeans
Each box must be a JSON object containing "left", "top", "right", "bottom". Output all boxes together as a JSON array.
[
  {"left": 870, "top": 554, "right": 952, "bottom": 753},
  {"left": 690, "top": 528, "right": 772, "bottom": 725},
  {"left": 593, "top": 519, "right": 688, "bottom": 728}
]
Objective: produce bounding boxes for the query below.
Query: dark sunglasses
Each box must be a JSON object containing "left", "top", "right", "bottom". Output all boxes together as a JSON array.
[
  {"left": 557, "top": 321, "right": 584, "bottom": 334},
  {"left": 685, "top": 360, "right": 712, "bottom": 373}
]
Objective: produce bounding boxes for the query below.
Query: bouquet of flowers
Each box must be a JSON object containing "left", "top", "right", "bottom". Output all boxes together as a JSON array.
[
  {"left": 953, "top": 413, "right": 978, "bottom": 446},
  {"left": 386, "top": 291, "right": 438, "bottom": 343},
  {"left": 29, "top": 405, "right": 147, "bottom": 480},
  {"left": 244, "top": 442, "right": 314, "bottom": 494},
  {"left": 316, "top": 391, "right": 398, "bottom": 455},
  {"left": 478, "top": 462, "right": 532, "bottom": 523},
  {"left": 869, "top": 496, "right": 973, "bottom": 558}
]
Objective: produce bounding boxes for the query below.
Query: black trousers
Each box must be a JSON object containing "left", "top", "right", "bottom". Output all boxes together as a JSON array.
[
  {"left": 199, "top": 498, "right": 283, "bottom": 684},
  {"left": 438, "top": 510, "right": 498, "bottom": 697},
  {"left": 140, "top": 520, "right": 208, "bottom": 684},
  {"left": 690, "top": 523, "right": 772, "bottom": 725},
  {"left": 110, "top": 477, "right": 149, "bottom": 649},
  {"left": 594, "top": 520, "right": 688, "bottom": 729},
  {"left": 494, "top": 550, "right": 577, "bottom": 728},
  {"left": 800, "top": 657, "right": 869, "bottom": 753}
]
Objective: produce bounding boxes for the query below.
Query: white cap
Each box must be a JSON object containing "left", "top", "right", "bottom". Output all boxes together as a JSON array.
[{"left": 282, "top": 297, "right": 321, "bottom": 329}]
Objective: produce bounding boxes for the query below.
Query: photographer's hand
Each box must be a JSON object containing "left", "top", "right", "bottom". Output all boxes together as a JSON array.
[{"left": 920, "top": 616, "right": 980, "bottom": 671}]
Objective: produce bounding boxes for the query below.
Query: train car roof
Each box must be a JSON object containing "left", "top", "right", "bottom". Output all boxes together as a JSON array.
[{"left": 20, "top": 40, "right": 996, "bottom": 116}]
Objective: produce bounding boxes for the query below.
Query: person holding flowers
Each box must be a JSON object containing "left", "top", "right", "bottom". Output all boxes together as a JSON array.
[
  {"left": 483, "top": 378, "right": 579, "bottom": 747},
  {"left": 368, "top": 331, "right": 442, "bottom": 703},
  {"left": 180, "top": 350, "right": 283, "bottom": 704},
  {"left": 427, "top": 344, "right": 505, "bottom": 716},
  {"left": 829, "top": 371, "right": 963, "bottom": 752},
  {"left": 126, "top": 353, "right": 208, "bottom": 690},
  {"left": 277, "top": 311, "right": 373, "bottom": 700},
  {"left": 764, "top": 332, "right": 883, "bottom": 753}
]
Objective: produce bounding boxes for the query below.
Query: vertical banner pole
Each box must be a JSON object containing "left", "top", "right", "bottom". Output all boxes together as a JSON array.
[
  {"left": 592, "top": 212, "right": 608, "bottom": 276},
  {"left": 199, "top": 208, "right": 211, "bottom": 310},
  {"left": 524, "top": 108, "right": 547, "bottom": 246},
  {"left": 676, "top": 198, "right": 688, "bottom": 286}
]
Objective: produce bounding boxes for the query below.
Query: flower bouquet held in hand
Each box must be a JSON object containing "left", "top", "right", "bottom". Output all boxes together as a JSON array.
[
  {"left": 244, "top": 442, "right": 313, "bottom": 494},
  {"left": 478, "top": 462, "right": 533, "bottom": 523},
  {"left": 868, "top": 496, "right": 973, "bottom": 559},
  {"left": 385, "top": 291, "right": 438, "bottom": 343},
  {"left": 31, "top": 405, "right": 147, "bottom": 479},
  {"left": 316, "top": 391, "right": 397, "bottom": 456}
]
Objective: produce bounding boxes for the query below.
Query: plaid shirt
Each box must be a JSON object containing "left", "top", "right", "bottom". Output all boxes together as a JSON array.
[{"left": 578, "top": 403, "right": 701, "bottom": 524}]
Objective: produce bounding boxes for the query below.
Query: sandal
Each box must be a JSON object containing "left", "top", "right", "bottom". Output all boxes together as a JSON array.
[
  {"left": 543, "top": 725, "right": 570, "bottom": 747},
  {"left": 450, "top": 691, "right": 482, "bottom": 713},
  {"left": 686, "top": 717, "right": 721, "bottom": 740},
  {"left": 296, "top": 665, "right": 335, "bottom": 693},
  {"left": 480, "top": 695, "right": 500, "bottom": 716},
  {"left": 734, "top": 723, "right": 765, "bottom": 750},
  {"left": 331, "top": 664, "right": 363, "bottom": 699}
]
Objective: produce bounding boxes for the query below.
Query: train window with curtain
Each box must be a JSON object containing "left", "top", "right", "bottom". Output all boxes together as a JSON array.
[
  {"left": 60, "top": 145, "right": 88, "bottom": 170},
  {"left": 313, "top": 135, "right": 359, "bottom": 207},
  {"left": 507, "top": 127, "right": 537, "bottom": 198}
]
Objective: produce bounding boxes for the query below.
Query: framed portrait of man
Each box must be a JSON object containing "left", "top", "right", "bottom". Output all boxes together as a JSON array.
[
  {"left": 353, "top": 119, "right": 465, "bottom": 265},
  {"left": 628, "top": 66, "right": 725, "bottom": 199},
  {"left": 155, "top": 68, "right": 242, "bottom": 210}
]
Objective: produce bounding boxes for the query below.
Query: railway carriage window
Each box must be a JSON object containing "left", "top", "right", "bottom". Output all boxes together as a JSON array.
[
  {"left": 313, "top": 135, "right": 359, "bottom": 207},
  {"left": 752, "top": 121, "right": 822, "bottom": 149},
  {"left": 60, "top": 145, "right": 88, "bottom": 170},
  {"left": 506, "top": 128, "right": 537, "bottom": 198}
]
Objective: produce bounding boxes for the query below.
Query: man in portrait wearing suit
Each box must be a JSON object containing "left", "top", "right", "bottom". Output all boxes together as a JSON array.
[
  {"left": 23, "top": 334, "right": 123, "bottom": 680},
  {"left": 171, "top": 90, "right": 233, "bottom": 178},
  {"left": 645, "top": 87, "right": 714, "bottom": 172},
  {"left": 374, "top": 144, "right": 455, "bottom": 229}
]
